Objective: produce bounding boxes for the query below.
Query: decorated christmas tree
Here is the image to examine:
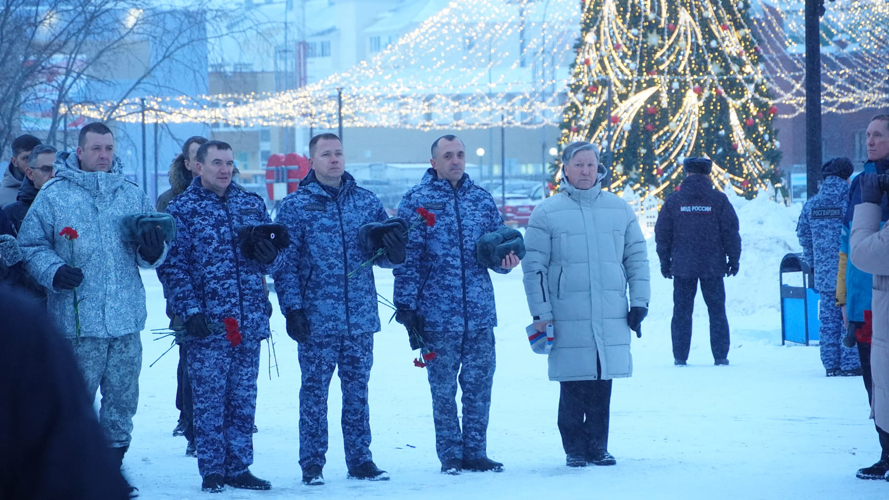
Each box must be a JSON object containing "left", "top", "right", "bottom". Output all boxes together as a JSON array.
[{"left": 556, "top": 0, "right": 782, "bottom": 199}]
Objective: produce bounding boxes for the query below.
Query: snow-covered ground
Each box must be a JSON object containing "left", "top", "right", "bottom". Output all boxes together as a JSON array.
[{"left": 123, "top": 195, "right": 888, "bottom": 498}]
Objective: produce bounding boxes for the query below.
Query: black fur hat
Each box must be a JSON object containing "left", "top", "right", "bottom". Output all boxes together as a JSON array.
[
  {"left": 358, "top": 218, "right": 409, "bottom": 252},
  {"left": 121, "top": 213, "right": 177, "bottom": 243},
  {"left": 821, "top": 157, "right": 853, "bottom": 180},
  {"left": 239, "top": 224, "right": 290, "bottom": 258},
  {"left": 476, "top": 227, "right": 525, "bottom": 269},
  {"left": 683, "top": 157, "right": 713, "bottom": 175}
]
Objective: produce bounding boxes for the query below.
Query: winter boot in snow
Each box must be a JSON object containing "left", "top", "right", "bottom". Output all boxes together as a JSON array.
[
  {"left": 674, "top": 359, "right": 687, "bottom": 366},
  {"left": 441, "top": 458, "right": 462, "bottom": 475},
  {"left": 856, "top": 459, "right": 889, "bottom": 480},
  {"left": 172, "top": 420, "right": 187, "bottom": 437},
  {"left": 826, "top": 368, "right": 841, "bottom": 377},
  {"left": 840, "top": 367, "right": 862, "bottom": 377},
  {"left": 185, "top": 440, "right": 196, "bottom": 457},
  {"left": 462, "top": 457, "right": 504, "bottom": 472},
  {"left": 201, "top": 474, "right": 225, "bottom": 493},
  {"left": 566, "top": 454, "right": 587, "bottom": 467},
  {"left": 347, "top": 461, "right": 390, "bottom": 481},
  {"left": 588, "top": 451, "right": 617, "bottom": 466},
  {"left": 226, "top": 470, "right": 271, "bottom": 490},
  {"left": 714, "top": 358, "right": 729, "bottom": 366},
  {"left": 301, "top": 464, "right": 324, "bottom": 485}
]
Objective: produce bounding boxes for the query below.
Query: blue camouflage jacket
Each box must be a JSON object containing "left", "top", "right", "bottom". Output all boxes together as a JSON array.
[
  {"left": 273, "top": 171, "right": 395, "bottom": 336},
  {"left": 394, "top": 169, "right": 511, "bottom": 332},
  {"left": 157, "top": 177, "right": 283, "bottom": 341},
  {"left": 797, "top": 176, "right": 849, "bottom": 293}
]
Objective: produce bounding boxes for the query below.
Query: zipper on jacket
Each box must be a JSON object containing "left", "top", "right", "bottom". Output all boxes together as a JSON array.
[
  {"left": 453, "top": 188, "right": 469, "bottom": 332},
  {"left": 557, "top": 268, "right": 564, "bottom": 299},
  {"left": 537, "top": 271, "right": 547, "bottom": 302},
  {"left": 223, "top": 194, "right": 246, "bottom": 329},
  {"left": 335, "top": 198, "right": 352, "bottom": 334}
]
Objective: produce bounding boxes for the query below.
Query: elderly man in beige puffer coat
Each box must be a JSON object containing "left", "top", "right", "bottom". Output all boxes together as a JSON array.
[{"left": 522, "top": 141, "right": 650, "bottom": 468}]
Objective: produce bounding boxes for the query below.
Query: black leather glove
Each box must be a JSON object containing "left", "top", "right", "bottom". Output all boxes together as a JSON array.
[
  {"left": 660, "top": 259, "right": 672, "bottom": 279},
  {"left": 53, "top": 264, "right": 84, "bottom": 290},
  {"left": 860, "top": 173, "right": 883, "bottom": 205},
  {"left": 253, "top": 238, "right": 278, "bottom": 265},
  {"left": 138, "top": 225, "right": 165, "bottom": 263},
  {"left": 286, "top": 309, "right": 310, "bottom": 343},
  {"left": 382, "top": 228, "right": 406, "bottom": 264},
  {"left": 726, "top": 260, "right": 740, "bottom": 277},
  {"left": 396, "top": 308, "right": 426, "bottom": 350},
  {"left": 185, "top": 313, "right": 211, "bottom": 339},
  {"left": 627, "top": 306, "right": 647, "bottom": 338}
]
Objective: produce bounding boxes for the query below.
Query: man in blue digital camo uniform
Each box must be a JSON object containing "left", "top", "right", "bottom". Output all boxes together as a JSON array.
[
  {"left": 394, "top": 135, "right": 521, "bottom": 475},
  {"left": 157, "top": 140, "right": 283, "bottom": 493},
  {"left": 796, "top": 157, "right": 860, "bottom": 376},
  {"left": 655, "top": 157, "right": 741, "bottom": 366},
  {"left": 273, "top": 133, "right": 405, "bottom": 486}
]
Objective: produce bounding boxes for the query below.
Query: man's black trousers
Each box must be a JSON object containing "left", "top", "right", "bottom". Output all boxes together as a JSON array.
[
  {"left": 557, "top": 357, "right": 612, "bottom": 458},
  {"left": 671, "top": 277, "right": 730, "bottom": 362}
]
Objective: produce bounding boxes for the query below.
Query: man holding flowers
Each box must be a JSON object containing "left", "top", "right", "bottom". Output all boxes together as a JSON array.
[
  {"left": 394, "top": 135, "right": 521, "bottom": 475},
  {"left": 157, "top": 140, "right": 284, "bottom": 493},
  {"left": 273, "top": 133, "right": 405, "bottom": 486},
  {"left": 17, "top": 122, "right": 167, "bottom": 487}
]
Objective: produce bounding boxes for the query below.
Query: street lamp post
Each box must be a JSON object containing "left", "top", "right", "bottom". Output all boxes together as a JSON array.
[{"left": 476, "top": 147, "right": 486, "bottom": 177}]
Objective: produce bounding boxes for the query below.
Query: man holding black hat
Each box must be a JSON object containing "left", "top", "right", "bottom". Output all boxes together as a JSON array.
[
  {"left": 797, "top": 157, "right": 860, "bottom": 377},
  {"left": 1, "top": 134, "right": 41, "bottom": 207},
  {"left": 655, "top": 157, "right": 741, "bottom": 366}
]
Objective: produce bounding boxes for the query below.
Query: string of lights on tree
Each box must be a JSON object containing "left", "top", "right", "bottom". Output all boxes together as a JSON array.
[{"left": 66, "top": 0, "right": 888, "bottom": 138}]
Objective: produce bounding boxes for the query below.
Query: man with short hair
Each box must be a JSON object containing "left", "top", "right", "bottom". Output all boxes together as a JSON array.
[
  {"left": 1, "top": 134, "right": 41, "bottom": 207},
  {"left": 17, "top": 122, "right": 167, "bottom": 490},
  {"left": 394, "top": 134, "right": 520, "bottom": 475},
  {"left": 274, "top": 133, "right": 404, "bottom": 485},
  {"left": 840, "top": 114, "right": 889, "bottom": 480},
  {"left": 655, "top": 157, "right": 741, "bottom": 366},
  {"left": 156, "top": 135, "right": 207, "bottom": 457},
  {"left": 4, "top": 144, "right": 56, "bottom": 234},
  {"left": 158, "top": 140, "right": 281, "bottom": 493}
]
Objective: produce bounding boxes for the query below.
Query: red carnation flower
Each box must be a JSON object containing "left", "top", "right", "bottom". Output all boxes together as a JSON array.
[
  {"left": 413, "top": 358, "right": 427, "bottom": 368},
  {"left": 416, "top": 207, "right": 436, "bottom": 227},
  {"left": 422, "top": 351, "right": 437, "bottom": 362},
  {"left": 224, "top": 317, "right": 242, "bottom": 347},
  {"left": 59, "top": 227, "right": 79, "bottom": 240}
]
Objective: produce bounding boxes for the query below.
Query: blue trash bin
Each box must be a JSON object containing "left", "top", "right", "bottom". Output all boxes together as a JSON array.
[{"left": 780, "top": 253, "right": 821, "bottom": 345}]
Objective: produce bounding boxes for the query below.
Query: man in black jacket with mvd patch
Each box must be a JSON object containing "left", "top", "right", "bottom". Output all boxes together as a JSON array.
[{"left": 655, "top": 157, "right": 741, "bottom": 366}]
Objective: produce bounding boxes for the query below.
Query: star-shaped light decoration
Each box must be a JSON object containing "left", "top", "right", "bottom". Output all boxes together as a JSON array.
[{"left": 646, "top": 31, "right": 660, "bottom": 46}]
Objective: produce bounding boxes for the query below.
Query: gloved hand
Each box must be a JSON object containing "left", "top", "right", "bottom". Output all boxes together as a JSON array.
[
  {"left": 286, "top": 309, "right": 310, "bottom": 343},
  {"left": 137, "top": 225, "right": 165, "bottom": 263},
  {"left": 627, "top": 306, "right": 647, "bottom": 338},
  {"left": 185, "top": 313, "right": 211, "bottom": 339},
  {"left": 53, "top": 264, "right": 84, "bottom": 290},
  {"left": 660, "top": 259, "right": 672, "bottom": 279},
  {"left": 253, "top": 238, "right": 278, "bottom": 265},
  {"left": 382, "top": 227, "right": 406, "bottom": 264},
  {"left": 396, "top": 308, "right": 426, "bottom": 350},
  {"left": 726, "top": 260, "right": 740, "bottom": 277},
  {"left": 859, "top": 173, "right": 883, "bottom": 205}
]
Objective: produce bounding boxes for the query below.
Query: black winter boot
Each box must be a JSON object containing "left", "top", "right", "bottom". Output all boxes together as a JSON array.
[
  {"left": 440, "top": 458, "right": 462, "bottom": 475},
  {"left": 301, "top": 464, "right": 324, "bottom": 485},
  {"left": 462, "top": 457, "right": 504, "bottom": 472},
  {"left": 110, "top": 446, "right": 128, "bottom": 470},
  {"left": 347, "top": 461, "right": 389, "bottom": 480},
  {"left": 856, "top": 459, "right": 889, "bottom": 480},
  {"left": 201, "top": 474, "right": 225, "bottom": 493},
  {"left": 226, "top": 470, "right": 271, "bottom": 490}
]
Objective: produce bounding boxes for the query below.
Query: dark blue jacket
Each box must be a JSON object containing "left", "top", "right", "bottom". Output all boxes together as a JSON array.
[
  {"left": 655, "top": 174, "right": 741, "bottom": 279},
  {"left": 394, "top": 169, "right": 510, "bottom": 332},
  {"left": 273, "top": 171, "right": 395, "bottom": 336},
  {"left": 839, "top": 160, "right": 889, "bottom": 321},
  {"left": 3, "top": 176, "right": 38, "bottom": 235},
  {"left": 157, "top": 177, "right": 283, "bottom": 341}
]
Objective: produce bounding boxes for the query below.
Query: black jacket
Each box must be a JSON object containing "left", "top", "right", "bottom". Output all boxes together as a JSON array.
[
  {"left": 0, "top": 287, "right": 131, "bottom": 499},
  {"left": 3, "top": 176, "right": 38, "bottom": 235},
  {"left": 655, "top": 174, "right": 742, "bottom": 279}
]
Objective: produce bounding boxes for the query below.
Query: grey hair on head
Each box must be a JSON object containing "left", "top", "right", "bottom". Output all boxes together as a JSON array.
[
  {"left": 28, "top": 144, "right": 57, "bottom": 169},
  {"left": 561, "top": 141, "right": 600, "bottom": 166}
]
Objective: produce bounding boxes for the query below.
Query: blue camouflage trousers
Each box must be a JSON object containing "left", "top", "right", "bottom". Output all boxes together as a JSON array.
[
  {"left": 819, "top": 292, "right": 860, "bottom": 371},
  {"left": 298, "top": 331, "right": 374, "bottom": 471},
  {"left": 187, "top": 339, "right": 261, "bottom": 479},
  {"left": 425, "top": 327, "right": 496, "bottom": 463},
  {"left": 68, "top": 332, "right": 142, "bottom": 449}
]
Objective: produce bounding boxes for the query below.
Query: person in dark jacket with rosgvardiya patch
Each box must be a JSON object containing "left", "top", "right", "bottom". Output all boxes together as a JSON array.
[{"left": 655, "top": 157, "right": 741, "bottom": 366}]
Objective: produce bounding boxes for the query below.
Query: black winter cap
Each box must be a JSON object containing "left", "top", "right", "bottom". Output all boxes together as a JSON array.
[
  {"left": 683, "top": 157, "right": 712, "bottom": 175},
  {"left": 11, "top": 134, "right": 41, "bottom": 155},
  {"left": 821, "top": 157, "right": 853, "bottom": 180}
]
